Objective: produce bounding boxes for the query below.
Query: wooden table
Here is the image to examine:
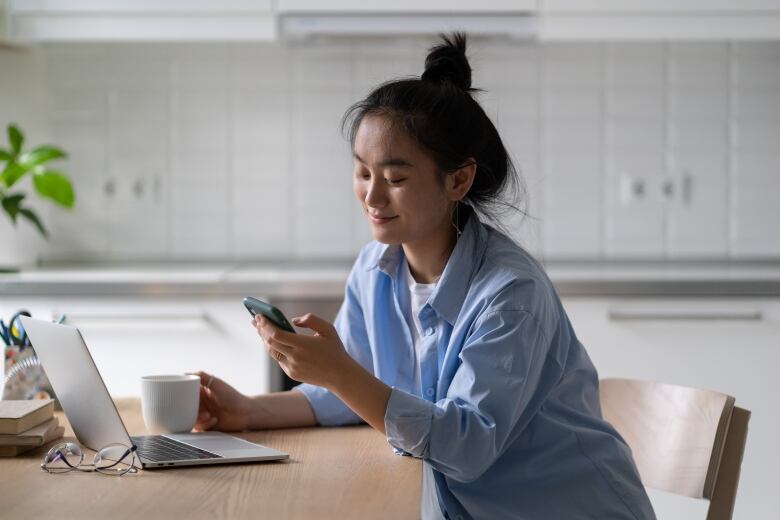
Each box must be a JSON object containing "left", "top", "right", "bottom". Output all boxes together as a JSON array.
[{"left": 0, "top": 398, "right": 422, "bottom": 519}]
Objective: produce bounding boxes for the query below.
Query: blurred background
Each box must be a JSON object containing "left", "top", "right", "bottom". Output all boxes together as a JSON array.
[{"left": 0, "top": 2, "right": 778, "bottom": 518}]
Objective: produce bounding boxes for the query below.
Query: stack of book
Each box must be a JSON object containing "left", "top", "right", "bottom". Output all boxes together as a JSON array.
[{"left": 0, "top": 399, "right": 64, "bottom": 456}]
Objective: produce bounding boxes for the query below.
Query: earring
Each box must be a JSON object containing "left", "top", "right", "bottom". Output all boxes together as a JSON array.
[{"left": 452, "top": 200, "right": 462, "bottom": 239}]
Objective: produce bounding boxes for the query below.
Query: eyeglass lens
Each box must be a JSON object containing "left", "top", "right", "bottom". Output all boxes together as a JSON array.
[
  {"left": 94, "top": 443, "right": 137, "bottom": 475},
  {"left": 43, "top": 442, "right": 84, "bottom": 473}
]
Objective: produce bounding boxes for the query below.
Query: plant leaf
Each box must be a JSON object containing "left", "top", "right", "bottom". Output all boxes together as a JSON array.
[
  {"left": 8, "top": 124, "right": 23, "bottom": 156},
  {"left": 19, "top": 146, "right": 67, "bottom": 167},
  {"left": 1, "top": 193, "right": 26, "bottom": 223},
  {"left": 18, "top": 207, "right": 48, "bottom": 238},
  {"left": 32, "top": 169, "right": 75, "bottom": 207},
  {"left": 0, "top": 149, "right": 11, "bottom": 161},
  {"left": 0, "top": 162, "right": 29, "bottom": 189}
]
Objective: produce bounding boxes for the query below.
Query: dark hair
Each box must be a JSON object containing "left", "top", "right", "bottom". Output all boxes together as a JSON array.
[{"left": 342, "top": 32, "right": 524, "bottom": 232}]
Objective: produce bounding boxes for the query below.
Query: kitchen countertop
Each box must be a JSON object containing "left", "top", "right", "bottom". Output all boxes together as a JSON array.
[{"left": 2, "top": 259, "right": 780, "bottom": 297}]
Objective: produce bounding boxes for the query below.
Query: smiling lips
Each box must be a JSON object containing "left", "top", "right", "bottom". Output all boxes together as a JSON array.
[{"left": 368, "top": 214, "right": 397, "bottom": 225}]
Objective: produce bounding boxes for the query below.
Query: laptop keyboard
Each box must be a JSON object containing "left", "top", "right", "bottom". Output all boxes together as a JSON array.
[{"left": 130, "top": 435, "right": 223, "bottom": 462}]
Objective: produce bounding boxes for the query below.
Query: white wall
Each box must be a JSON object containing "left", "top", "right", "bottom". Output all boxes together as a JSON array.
[{"left": 4, "top": 38, "right": 779, "bottom": 262}]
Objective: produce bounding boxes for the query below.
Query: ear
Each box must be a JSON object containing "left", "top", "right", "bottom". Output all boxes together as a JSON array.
[{"left": 446, "top": 158, "right": 477, "bottom": 201}]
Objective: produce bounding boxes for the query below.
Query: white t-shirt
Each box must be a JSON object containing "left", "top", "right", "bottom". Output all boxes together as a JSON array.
[
  {"left": 402, "top": 259, "right": 437, "bottom": 394},
  {"left": 401, "top": 260, "right": 444, "bottom": 520}
]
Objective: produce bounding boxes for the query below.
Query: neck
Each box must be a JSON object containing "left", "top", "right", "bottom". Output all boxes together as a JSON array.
[{"left": 402, "top": 218, "right": 458, "bottom": 284}]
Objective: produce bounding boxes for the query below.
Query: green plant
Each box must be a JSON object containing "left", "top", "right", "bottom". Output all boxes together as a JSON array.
[{"left": 0, "top": 123, "right": 75, "bottom": 238}]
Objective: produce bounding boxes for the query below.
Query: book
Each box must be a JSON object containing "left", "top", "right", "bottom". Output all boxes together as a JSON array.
[
  {"left": 0, "top": 399, "right": 55, "bottom": 435},
  {"left": 0, "top": 445, "right": 37, "bottom": 457},
  {"left": 0, "top": 416, "right": 64, "bottom": 447}
]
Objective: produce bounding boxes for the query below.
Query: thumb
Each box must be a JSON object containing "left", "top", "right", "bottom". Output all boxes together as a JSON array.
[{"left": 292, "top": 313, "right": 334, "bottom": 336}]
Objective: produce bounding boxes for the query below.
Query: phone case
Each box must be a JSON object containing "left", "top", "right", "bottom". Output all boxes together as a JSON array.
[{"left": 243, "top": 297, "right": 296, "bottom": 333}]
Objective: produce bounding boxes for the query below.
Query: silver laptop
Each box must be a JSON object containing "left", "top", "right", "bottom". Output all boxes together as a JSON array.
[{"left": 21, "top": 316, "right": 289, "bottom": 469}]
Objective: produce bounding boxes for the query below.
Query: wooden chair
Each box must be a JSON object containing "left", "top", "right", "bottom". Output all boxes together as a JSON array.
[{"left": 599, "top": 378, "right": 751, "bottom": 520}]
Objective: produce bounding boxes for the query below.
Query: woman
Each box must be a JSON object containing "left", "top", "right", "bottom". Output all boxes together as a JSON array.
[{"left": 196, "top": 34, "right": 656, "bottom": 520}]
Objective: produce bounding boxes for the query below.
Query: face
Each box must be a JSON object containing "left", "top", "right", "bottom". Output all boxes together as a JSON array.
[{"left": 352, "top": 115, "right": 453, "bottom": 247}]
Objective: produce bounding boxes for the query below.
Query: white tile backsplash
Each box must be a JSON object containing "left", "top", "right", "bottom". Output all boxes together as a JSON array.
[
  {"left": 544, "top": 120, "right": 602, "bottom": 153},
  {"left": 669, "top": 46, "right": 729, "bottom": 87},
  {"left": 9, "top": 39, "right": 776, "bottom": 262},
  {"left": 668, "top": 88, "right": 728, "bottom": 120},
  {"left": 733, "top": 88, "right": 780, "bottom": 119},
  {"left": 544, "top": 89, "right": 602, "bottom": 119},
  {"left": 544, "top": 154, "right": 602, "bottom": 257},
  {"left": 606, "top": 89, "right": 665, "bottom": 119},
  {"left": 669, "top": 121, "right": 728, "bottom": 151},
  {"left": 606, "top": 43, "right": 665, "bottom": 88}
]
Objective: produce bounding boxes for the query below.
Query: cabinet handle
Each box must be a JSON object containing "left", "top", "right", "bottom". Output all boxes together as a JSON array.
[
  {"left": 607, "top": 310, "right": 763, "bottom": 321},
  {"left": 57, "top": 311, "right": 207, "bottom": 321}
]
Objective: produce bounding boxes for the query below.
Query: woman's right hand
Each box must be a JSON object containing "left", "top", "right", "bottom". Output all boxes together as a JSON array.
[{"left": 192, "top": 371, "right": 253, "bottom": 432}]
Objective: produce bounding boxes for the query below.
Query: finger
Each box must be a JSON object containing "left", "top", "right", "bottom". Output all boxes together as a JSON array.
[
  {"left": 194, "top": 407, "right": 213, "bottom": 431},
  {"left": 265, "top": 337, "right": 295, "bottom": 357},
  {"left": 267, "top": 347, "right": 286, "bottom": 364},
  {"left": 256, "top": 316, "right": 301, "bottom": 348},
  {"left": 198, "top": 385, "right": 220, "bottom": 418},
  {"left": 198, "top": 415, "right": 219, "bottom": 431},
  {"left": 277, "top": 358, "right": 294, "bottom": 380},
  {"left": 189, "top": 370, "right": 211, "bottom": 388},
  {"left": 291, "top": 313, "right": 335, "bottom": 337}
]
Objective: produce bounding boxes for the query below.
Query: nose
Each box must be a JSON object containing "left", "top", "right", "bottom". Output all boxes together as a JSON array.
[{"left": 364, "top": 177, "right": 387, "bottom": 210}]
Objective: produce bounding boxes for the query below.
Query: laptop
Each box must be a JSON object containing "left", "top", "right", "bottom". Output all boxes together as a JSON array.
[{"left": 20, "top": 316, "right": 289, "bottom": 469}]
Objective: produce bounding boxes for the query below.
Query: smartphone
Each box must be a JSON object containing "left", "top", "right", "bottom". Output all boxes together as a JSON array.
[{"left": 243, "top": 296, "right": 296, "bottom": 333}]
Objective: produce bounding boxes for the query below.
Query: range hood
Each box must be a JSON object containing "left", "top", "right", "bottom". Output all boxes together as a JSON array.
[{"left": 279, "top": 13, "right": 537, "bottom": 40}]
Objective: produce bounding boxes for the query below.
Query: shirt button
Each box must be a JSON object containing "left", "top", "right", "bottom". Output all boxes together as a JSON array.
[
  {"left": 425, "top": 327, "right": 435, "bottom": 336},
  {"left": 425, "top": 387, "right": 434, "bottom": 397}
]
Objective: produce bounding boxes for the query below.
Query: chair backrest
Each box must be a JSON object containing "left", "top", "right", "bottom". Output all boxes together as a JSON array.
[{"left": 599, "top": 378, "right": 750, "bottom": 520}]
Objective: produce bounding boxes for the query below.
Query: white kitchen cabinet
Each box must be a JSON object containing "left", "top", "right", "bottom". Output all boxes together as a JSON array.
[
  {"left": 277, "top": 2, "right": 536, "bottom": 39},
  {"left": 561, "top": 296, "right": 780, "bottom": 519},
  {"left": 7, "top": 0, "right": 276, "bottom": 42},
  {"left": 0, "top": 297, "right": 270, "bottom": 398},
  {"left": 544, "top": 0, "right": 780, "bottom": 12},
  {"left": 278, "top": 0, "right": 537, "bottom": 13},
  {"left": 540, "top": 0, "right": 780, "bottom": 40}
]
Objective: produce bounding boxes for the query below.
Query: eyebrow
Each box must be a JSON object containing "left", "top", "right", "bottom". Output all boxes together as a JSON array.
[{"left": 353, "top": 152, "right": 413, "bottom": 168}]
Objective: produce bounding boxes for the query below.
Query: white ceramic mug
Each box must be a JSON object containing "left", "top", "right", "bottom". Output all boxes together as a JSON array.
[{"left": 140, "top": 374, "right": 200, "bottom": 434}]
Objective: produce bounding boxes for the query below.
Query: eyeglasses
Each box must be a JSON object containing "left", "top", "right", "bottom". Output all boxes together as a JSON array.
[{"left": 41, "top": 442, "right": 139, "bottom": 476}]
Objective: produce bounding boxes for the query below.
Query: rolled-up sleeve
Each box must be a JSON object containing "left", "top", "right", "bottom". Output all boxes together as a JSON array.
[
  {"left": 294, "top": 263, "right": 372, "bottom": 426},
  {"left": 384, "top": 298, "right": 563, "bottom": 483}
]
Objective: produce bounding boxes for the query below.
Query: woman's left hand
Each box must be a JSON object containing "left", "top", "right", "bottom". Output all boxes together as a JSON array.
[{"left": 254, "top": 313, "right": 355, "bottom": 389}]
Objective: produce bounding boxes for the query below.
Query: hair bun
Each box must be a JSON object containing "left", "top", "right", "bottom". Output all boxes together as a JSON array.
[{"left": 421, "top": 32, "right": 472, "bottom": 91}]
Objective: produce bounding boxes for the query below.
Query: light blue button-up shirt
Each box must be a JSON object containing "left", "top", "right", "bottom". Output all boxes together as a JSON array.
[{"left": 296, "top": 213, "right": 656, "bottom": 520}]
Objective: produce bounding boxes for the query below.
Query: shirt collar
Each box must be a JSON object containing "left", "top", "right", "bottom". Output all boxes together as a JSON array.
[{"left": 367, "top": 209, "right": 489, "bottom": 326}]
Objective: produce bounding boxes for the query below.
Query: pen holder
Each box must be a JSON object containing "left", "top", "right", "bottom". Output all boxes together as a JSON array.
[{"left": 3, "top": 345, "right": 60, "bottom": 408}]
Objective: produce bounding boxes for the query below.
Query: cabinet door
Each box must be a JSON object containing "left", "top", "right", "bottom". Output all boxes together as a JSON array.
[
  {"left": 8, "top": 1, "right": 276, "bottom": 42},
  {"left": 561, "top": 297, "right": 780, "bottom": 520}
]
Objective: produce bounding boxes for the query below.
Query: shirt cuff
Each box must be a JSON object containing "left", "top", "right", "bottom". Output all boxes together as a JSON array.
[{"left": 384, "top": 387, "right": 436, "bottom": 458}]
